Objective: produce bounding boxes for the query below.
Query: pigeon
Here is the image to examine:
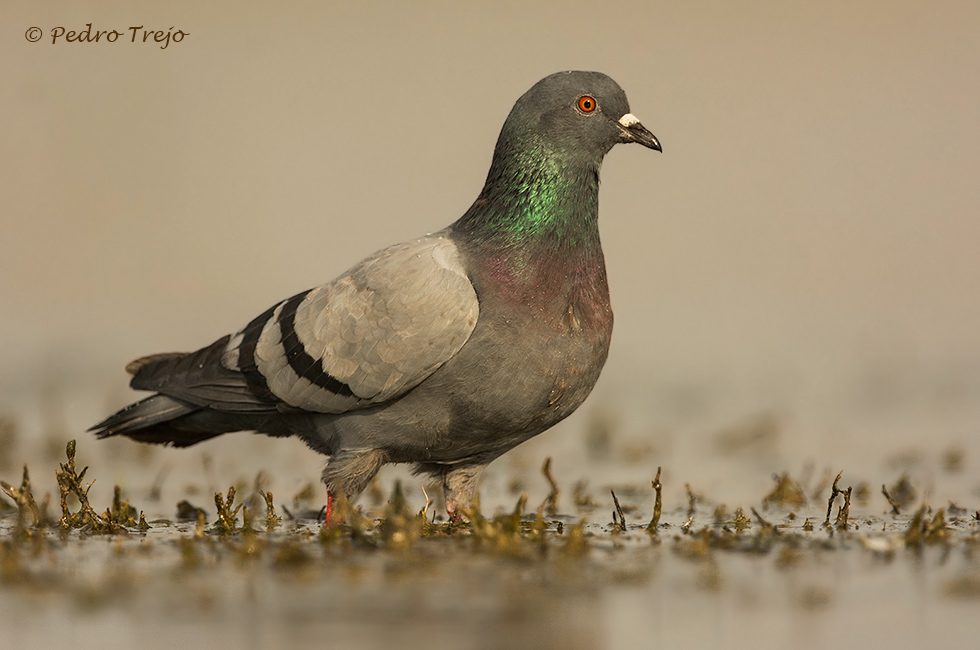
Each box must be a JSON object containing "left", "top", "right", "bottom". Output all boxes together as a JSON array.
[{"left": 91, "top": 71, "right": 661, "bottom": 521}]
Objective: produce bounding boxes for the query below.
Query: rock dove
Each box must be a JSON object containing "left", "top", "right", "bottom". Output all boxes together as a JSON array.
[{"left": 91, "top": 71, "right": 661, "bottom": 521}]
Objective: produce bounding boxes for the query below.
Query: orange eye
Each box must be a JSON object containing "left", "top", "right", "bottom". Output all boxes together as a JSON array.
[{"left": 577, "top": 95, "right": 597, "bottom": 113}]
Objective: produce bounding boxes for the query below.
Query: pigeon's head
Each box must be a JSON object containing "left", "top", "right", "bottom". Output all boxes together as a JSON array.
[{"left": 500, "top": 71, "right": 661, "bottom": 164}]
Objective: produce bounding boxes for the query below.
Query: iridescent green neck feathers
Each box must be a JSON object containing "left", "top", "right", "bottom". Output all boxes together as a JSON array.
[{"left": 452, "top": 135, "right": 602, "bottom": 256}]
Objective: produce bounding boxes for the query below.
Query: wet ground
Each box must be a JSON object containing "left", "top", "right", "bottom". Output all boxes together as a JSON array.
[{"left": 2, "top": 394, "right": 979, "bottom": 650}]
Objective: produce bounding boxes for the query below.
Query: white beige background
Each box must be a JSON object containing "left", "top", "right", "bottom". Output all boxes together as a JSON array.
[{"left": 2, "top": 0, "right": 979, "bottom": 511}]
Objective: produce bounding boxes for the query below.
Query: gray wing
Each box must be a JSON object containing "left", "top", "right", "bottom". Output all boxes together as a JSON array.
[{"left": 222, "top": 234, "right": 479, "bottom": 414}]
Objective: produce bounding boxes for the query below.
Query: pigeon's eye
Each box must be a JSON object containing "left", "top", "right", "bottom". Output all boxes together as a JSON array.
[{"left": 577, "top": 96, "right": 597, "bottom": 113}]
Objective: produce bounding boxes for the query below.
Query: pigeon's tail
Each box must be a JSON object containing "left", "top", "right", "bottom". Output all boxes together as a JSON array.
[
  {"left": 89, "top": 394, "right": 229, "bottom": 447},
  {"left": 91, "top": 335, "right": 286, "bottom": 447}
]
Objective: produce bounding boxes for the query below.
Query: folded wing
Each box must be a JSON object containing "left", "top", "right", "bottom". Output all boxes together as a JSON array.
[{"left": 224, "top": 234, "right": 480, "bottom": 414}]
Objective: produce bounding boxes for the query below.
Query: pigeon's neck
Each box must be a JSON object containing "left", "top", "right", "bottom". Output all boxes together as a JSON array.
[
  {"left": 451, "top": 142, "right": 610, "bottom": 321},
  {"left": 453, "top": 142, "right": 602, "bottom": 263}
]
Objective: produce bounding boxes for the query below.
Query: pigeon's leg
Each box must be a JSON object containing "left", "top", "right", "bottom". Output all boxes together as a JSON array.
[
  {"left": 320, "top": 449, "right": 387, "bottom": 524},
  {"left": 443, "top": 465, "right": 485, "bottom": 523}
]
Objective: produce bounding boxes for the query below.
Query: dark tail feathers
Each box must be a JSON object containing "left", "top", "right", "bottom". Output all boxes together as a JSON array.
[{"left": 89, "top": 394, "right": 224, "bottom": 447}]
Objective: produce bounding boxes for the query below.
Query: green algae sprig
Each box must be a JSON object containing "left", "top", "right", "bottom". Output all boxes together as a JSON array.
[
  {"left": 378, "top": 480, "right": 424, "bottom": 550},
  {"left": 540, "top": 457, "right": 560, "bottom": 516},
  {"left": 646, "top": 467, "right": 662, "bottom": 535},
  {"left": 881, "top": 484, "right": 903, "bottom": 514},
  {"left": 572, "top": 479, "right": 596, "bottom": 510},
  {"left": 834, "top": 487, "right": 852, "bottom": 531},
  {"left": 731, "top": 507, "right": 751, "bottom": 533},
  {"left": 560, "top": 520, "right": 589, "bottom": 557},
  {"left": 55, "top": 440, "right": 126, "bottom": 534},
  {"left": 111, "top": 486, "right": 139, "bottom": 528},
  {"left": 763, "top": 473, "right": 807, "bottom": 510},
  {"left": 886, "top": 474, "right": 917, "bottom": 510},
  {"left": 610, "top": 490, "right": 627, "bottom": 533},
  {"left": 462, "top": 493, "right": 542, "bottom": 557},
  {"left": 904, "top": 506, "right": 951, "bottom": 547},
  {"left": 56, "top": 440, "right": 99, "bottom": 531},
  {"left": 261, "top": 491, "right": 282, "bottom": 531},
  {"left": 212, "top": 486, "right": 242, "bottom": 535},
  {"left": 823, "top": 471, "right": 852, "bottom": 529},
  {"left": 1, "top": 465, "right": 42, "bottom": 540}
]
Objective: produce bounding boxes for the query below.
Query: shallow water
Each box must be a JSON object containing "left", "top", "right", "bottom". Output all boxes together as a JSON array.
[
  {"left": 2, "top": 399, "right": 979, "bottom": 650},
  {"left": 3, "top": 507, "right": 978, "bottom": 650}
]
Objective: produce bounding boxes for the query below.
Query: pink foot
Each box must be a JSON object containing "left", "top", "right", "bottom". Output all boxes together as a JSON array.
[{"left": 446, "top": 500, "right": 468, "bottom": 524}]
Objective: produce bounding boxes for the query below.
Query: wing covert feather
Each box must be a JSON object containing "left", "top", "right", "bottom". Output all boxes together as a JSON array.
[{"left": 224, "top": 235, "right": 478, "bottom": 414}]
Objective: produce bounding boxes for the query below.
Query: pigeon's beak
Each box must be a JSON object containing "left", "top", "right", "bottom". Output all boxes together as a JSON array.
[{"left": 616, "top": 113, "right": 662, "bottom": 152}]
